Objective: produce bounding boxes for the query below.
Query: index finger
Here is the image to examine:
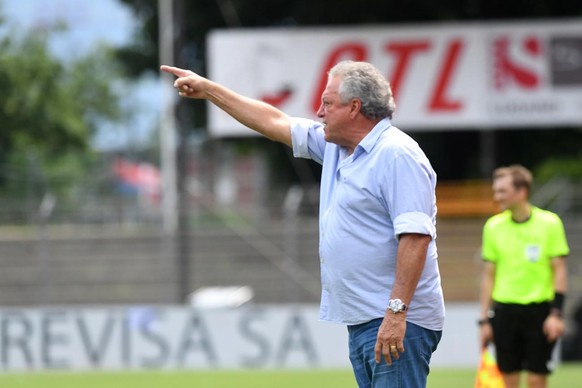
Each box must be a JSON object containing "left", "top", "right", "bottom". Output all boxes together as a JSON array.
[{"left": 160, "top": 65, "right": 192, "bottom": 78}]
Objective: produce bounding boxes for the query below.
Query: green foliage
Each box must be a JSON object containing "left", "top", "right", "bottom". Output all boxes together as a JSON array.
[
  {"left": 0, "top": 19, "right": 127, "bottom": 202},
  {"left": 0, "top": 31, "right": 123, "bottom": 153},
  {"left": 535, "top": 156, "right": 582, "bottom": 183}
]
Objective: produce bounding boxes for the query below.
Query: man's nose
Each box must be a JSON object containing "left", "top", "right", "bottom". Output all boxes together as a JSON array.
[{"left": 316, "top": 104, "right": 324, "bottom": 118}]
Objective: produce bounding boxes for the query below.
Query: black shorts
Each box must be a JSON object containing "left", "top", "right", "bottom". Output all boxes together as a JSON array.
[{"left": 491, "top": 302, "right": 556, "bottom": 375}]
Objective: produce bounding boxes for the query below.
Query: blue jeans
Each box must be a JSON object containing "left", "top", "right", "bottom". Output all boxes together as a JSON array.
[{"left": 348, "top": 318, "right": 442, "bottom": 388}]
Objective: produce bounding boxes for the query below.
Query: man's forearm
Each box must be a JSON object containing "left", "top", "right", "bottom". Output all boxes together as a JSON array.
[
  {"left": 391, "top": 234, "right": 431, "bottom": 305},
  {"left": 206, "top": 81, "right": 292, "bottom": 146},
  {"left": 479, "top": 263, "right": 495, "bottom": 320},
  {"left": 552, "top": 257, "right": 567, "bottom": 294}
]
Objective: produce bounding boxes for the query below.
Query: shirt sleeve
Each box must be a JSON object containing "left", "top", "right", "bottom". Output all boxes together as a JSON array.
[
  {"left": 290, "top": 117, "right": 326, "bottom": 165},
  {"left": 548, "top": 215, "right": 570, "bottom": 258},
  {"left": 383, "top": 152, "right": 437, "bottom": 240},
  {"left": 481, "top": 220, "right": 497, "bottom": 263},
  {"left": 393, "top": 212, "right": 436, "bottom": 239}
]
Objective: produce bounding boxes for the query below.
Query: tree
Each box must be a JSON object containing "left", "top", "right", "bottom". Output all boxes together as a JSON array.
[{"left": 0, "top": 20, "right": 127, "bottom": 208}]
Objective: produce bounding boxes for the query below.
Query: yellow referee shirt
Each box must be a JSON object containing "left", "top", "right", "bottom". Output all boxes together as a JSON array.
[{"left": 482, "top": 206, "right": 569, "bottom": 304}]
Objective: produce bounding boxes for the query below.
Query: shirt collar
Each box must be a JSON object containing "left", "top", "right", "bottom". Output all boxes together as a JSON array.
[{"left": 354, "top": 118, "right": 392, "bottom": 156}]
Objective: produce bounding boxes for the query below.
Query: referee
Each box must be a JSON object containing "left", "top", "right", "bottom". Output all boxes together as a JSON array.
[{"left": 478, "top": 165, "right": 570, "bottom": 388}]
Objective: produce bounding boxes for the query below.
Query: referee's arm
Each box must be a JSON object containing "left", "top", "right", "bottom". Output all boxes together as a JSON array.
[
  {"left": 544, "top": 256, "right": 567, "bottom": 342},
  {"left": 478, "top": 261, "right": 495, "bottom": 348},
  {"left": 551, "top": 256, "right": 567, "bottom": 298}
]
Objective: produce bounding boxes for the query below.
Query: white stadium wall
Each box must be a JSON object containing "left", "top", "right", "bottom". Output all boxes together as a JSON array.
[{"left": 0, "top": 304, "right": 484, "bottom": 371}]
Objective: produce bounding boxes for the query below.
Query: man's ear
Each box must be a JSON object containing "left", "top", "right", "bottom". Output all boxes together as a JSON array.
[
  {"left": 350, "top": 98, "right": 361, "bottom": 117},
  {"left": 517, "top": 187, "right": 529, "bottom": 201}
]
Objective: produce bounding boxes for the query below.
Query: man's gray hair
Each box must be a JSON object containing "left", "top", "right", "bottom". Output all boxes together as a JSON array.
[{"left": 328, "top": 60, "right": 396, "bottom": 120}]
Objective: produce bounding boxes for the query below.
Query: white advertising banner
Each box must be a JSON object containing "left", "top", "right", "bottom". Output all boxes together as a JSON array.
[
  {"left": 207, "top": 20, "right": 582, "bottom": 137},
  {"left": 0, "top": 305, "right": 348, "bottom": 371},
  {"left": 0, "top": 304, "right": 481, "bottom": 371}
]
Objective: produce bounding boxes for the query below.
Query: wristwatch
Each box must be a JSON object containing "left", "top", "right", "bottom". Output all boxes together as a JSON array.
[{"left": 387, "top": 299, "right": 408, "bottom": 314}]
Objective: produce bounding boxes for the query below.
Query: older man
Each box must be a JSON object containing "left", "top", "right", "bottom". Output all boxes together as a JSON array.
[{"left": 161, "top": 60, "right": 445, "bottom": 387}]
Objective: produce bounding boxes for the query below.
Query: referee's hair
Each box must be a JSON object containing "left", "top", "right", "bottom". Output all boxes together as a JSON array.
[{"left": 493, "top": 165, "right": 533, "bottom": 196}]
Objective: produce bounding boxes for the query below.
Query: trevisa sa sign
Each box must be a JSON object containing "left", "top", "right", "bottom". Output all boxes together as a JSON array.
[
  {"left": 0, "top": 305, "right": 484, "bottom": 371},
  {"left": 0, "top": 306, "right": 348, "bottom": 371},
  {"left": 208, "top": 20, "right": 582, "bottom": 137}
]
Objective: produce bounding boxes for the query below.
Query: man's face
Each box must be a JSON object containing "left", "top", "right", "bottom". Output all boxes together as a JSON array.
[
  {"left": 316, "top": 76, "right": 352, "bottom": 145},
  {"left": 492, "top": 175, "right": 525, "bottom": 211}
]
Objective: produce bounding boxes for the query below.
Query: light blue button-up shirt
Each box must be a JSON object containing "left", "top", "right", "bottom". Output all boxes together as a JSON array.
[{"left": 291, "top": 117, "right": 445, "bottom": 330}]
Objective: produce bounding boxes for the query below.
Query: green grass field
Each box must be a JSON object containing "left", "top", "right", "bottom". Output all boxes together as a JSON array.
[{"left": 0, "top": 363, "right": 580, "bottom": 388}]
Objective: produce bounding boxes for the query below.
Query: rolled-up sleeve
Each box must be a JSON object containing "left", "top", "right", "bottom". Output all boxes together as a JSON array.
[
  {"left": 290, "top": 117, "right": 326, "bottom": 164},
  {"left": 394, "top": 212, "right": 436, "bottom": 239},
  {"left": 382, "top": 150, "right": 437, "bottom": 240}
]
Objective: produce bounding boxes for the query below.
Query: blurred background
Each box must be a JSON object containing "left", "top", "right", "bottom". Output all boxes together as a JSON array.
[{"left": 0, "top": 0, "right": 581, "bottom": 369}]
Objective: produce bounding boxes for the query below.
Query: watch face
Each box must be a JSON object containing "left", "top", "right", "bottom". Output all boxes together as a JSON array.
[{"left": 389, "top": 299, "right": 406, "bottom": 313}]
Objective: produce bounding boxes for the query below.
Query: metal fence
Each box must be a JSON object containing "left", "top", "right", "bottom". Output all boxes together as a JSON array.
[{"left": 0, "top": 156, "right": 581, "bottom": 319}]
